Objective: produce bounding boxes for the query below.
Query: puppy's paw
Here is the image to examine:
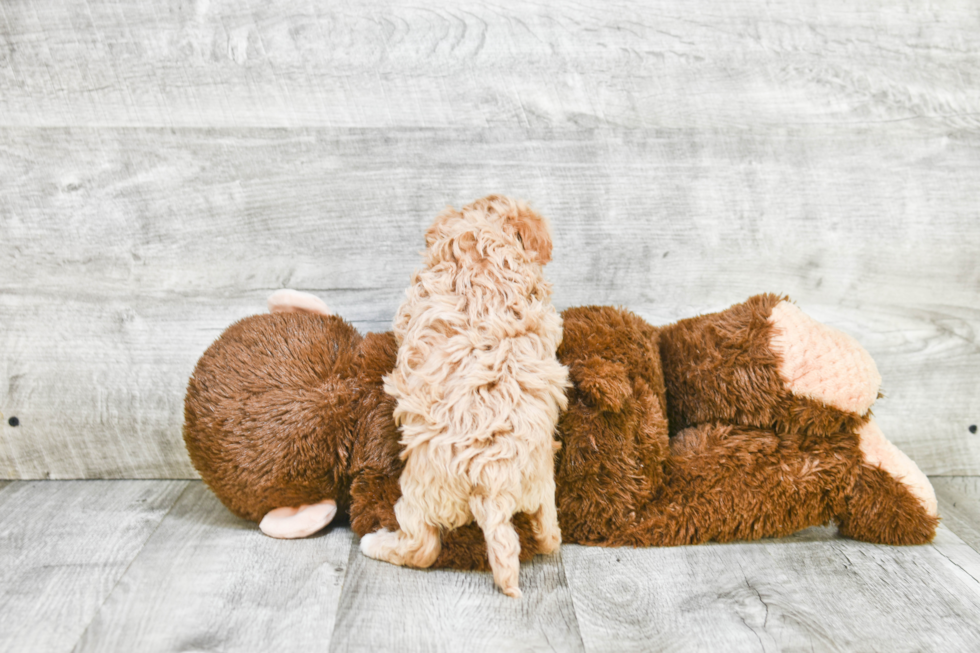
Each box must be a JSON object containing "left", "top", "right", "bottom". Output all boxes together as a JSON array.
[
  {"left": 359, "top": 528, "right": 394, "bottom": 560},
  {"left": 537, "top": 532, "right": 561, "bottom": 555}
]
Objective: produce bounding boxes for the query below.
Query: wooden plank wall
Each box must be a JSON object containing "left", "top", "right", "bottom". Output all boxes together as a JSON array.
[{"left": 1, "top": 0, "right": 978, "bottom": 479}]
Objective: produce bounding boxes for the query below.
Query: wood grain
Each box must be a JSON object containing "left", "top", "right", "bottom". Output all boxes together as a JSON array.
[
  {"left": 0, "top": 480, "right": 977, "bottom": 651},
  {"left": 935, "top": 477, "right": 980, "bottom": 555},
  {"left": 931, "top": 524, "right": 980, "bottom": 591},
  {"left": 1, "top": 125, "right": 977, "bottom": 478},
  {"left": 562, "top": 527, "right": 980, "bottom": 653},
  {"left": 330, "top": 537, "right": 584, "bottom": 652},
  {"left": 0, "top": 480, "right": 187, "bottom": 653},
  {"left": 1, "top": 1, "right": 978, "bottom": 130},
  {"left": 73, "top": 482, "right": 353, "bottom": 653}
]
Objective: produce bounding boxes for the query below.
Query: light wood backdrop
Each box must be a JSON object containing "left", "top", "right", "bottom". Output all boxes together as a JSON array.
[{"left": 1, "top": 0, "right": 978, "bottom": 479}]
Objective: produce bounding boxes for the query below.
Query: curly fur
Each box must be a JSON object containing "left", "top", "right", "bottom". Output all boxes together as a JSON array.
[{"left": 359, "top": 196, "right": 569, "bottom": 597}]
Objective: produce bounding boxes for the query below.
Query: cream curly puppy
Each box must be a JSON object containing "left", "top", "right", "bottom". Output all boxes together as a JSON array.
[{"left": 360, "top": 196, "right": 569, "bottom": 598}]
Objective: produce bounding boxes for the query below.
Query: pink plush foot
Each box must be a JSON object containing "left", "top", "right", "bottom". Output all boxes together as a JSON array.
[
  {"left": 769, "top": 301, "right": 881, "bottom": 415},
  {"left": 259, "top": 499, "right": 337, "bottom": 539},
  {"left": 858, "top": 418, "right": 938, "bottom": 517},
  {"left": 267, "top": 289, "right": 331, "bottom": 316}
]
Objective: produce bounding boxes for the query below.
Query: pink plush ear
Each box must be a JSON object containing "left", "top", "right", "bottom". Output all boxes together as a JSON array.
[
  {"left": 259, "top": 499, "right": 338, "bottom": 539},
  {"left": 267, "top": 289, "right": 331, "bottom": 316}
]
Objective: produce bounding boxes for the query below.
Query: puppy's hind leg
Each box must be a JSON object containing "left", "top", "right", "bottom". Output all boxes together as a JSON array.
[
  {"left": 529, "top": 483, "right": 562, "bottom": 555},
  {"left": 470, "top": 494, "right": 522, "bottom": 598},
  {"left": 359, "top": 493, "right": 442, "bottom": 569}
]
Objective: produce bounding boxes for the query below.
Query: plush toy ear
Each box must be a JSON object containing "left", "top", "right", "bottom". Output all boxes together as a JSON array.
[
  {"left": 507, "top": 204, "right": 553, "bottom": 265},
  {"left": 267, "top": 289, "right": 331, "bottom": 316}
]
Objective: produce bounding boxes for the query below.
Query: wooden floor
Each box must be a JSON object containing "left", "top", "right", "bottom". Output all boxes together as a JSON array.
[{"left": 1, "top": 480, "right": 978, "bottom": 652}]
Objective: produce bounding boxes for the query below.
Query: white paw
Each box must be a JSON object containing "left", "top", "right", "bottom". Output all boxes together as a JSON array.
[{"left": 359, "top": 528, "right": 392, "bottom": 559}]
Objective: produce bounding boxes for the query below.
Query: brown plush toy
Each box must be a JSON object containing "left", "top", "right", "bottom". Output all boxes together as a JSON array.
[{"left": 183, "top": 290, "right": 939, "bottom": 572}]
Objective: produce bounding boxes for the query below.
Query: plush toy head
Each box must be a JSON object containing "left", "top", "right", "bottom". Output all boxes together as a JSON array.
[{"left": 184, "top": 312, "right": 363, "bottom": 525}]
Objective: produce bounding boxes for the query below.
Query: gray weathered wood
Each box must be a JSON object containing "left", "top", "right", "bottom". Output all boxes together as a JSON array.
[
  {"left": 0, "top": 480, "right": 978, "bottom": 651},
  {"left": 2, "top": 0, "right": 979, "bottom": 480},
  {"left": 0, "top": 480, "right": 187, "bottom": 653},
  {"left": 74, "top": 482, "right": 353, "bottom": 653},
  {"left": 1, "top": 1, "right": 978, "bottom": 130},
  {"left": 330, "top": 537, "right": 584, "bottom": 652},
  {"left": 562, "top": 527, "right": 980, "bottom": 652},
  {"left": 935, "top": 477, "right": 980, "bottom": 555},
  {"left": 931, "top": 524, "right": 980, "bottom": 591},
  {"left": 2, "top": 126, "right": 978, "bottom": 479}
]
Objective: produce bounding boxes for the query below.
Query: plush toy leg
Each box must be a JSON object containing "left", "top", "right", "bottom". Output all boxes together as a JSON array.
[
  {"left": 623, "top": 423, "right": 847, "bottom": 547},
  {"left": 835, "top": 418, "right": 939, "bottom": 544},
  {"left": 259, "top": 499, "right": 337, "bottom": 539},
  {"left": 267, "top": 289, "right": 331, "bottom": 315}
]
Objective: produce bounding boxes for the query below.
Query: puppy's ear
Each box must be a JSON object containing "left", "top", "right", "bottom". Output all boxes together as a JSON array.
[{"left": 508, "top": 204, "right": 553, "bottom": 265}]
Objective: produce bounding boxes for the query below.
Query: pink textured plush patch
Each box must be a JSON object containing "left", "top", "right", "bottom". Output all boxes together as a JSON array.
[
  {"left": 769, "top": 301, "right": 881, "bottom": 416},
  {"left": 858, "top": 419, "right": 938, "bottom": 517}
]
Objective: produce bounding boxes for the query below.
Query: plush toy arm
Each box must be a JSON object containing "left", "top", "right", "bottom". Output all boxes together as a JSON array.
[
  {"left": 553, "top": 306, "right": 671, "bottom": 543},
  {"left": 658, "top": 294, "right": 880, "bottom": 438},
  {"left": 349, "top": 471, "right": 401, "bottom": 536},
  {"left": 568, "top": 356, "right": 633, "bottom": 412}
]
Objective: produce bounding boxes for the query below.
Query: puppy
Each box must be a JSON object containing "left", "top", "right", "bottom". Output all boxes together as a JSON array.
[{"left": 360, "top": 196, "right": 569, "bottom": 598}]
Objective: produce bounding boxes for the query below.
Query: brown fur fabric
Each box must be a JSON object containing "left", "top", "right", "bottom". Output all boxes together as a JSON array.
[
  {"left": 659, "top": 293, "right": 867, "bottom": 440},
  {"left": 184, "top": 296, "right": 938, "bottom": 572},
  {"left": 838, "top": 465, "right": 940, "bottom": 545},
  {"left": 553, "top": 306, "right": 670, "bottom": 544}
]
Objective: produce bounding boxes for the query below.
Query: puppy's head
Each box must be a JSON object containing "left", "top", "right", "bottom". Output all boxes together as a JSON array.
[{"left": 424, "top": 195, "right": 553, "bottom": 268}]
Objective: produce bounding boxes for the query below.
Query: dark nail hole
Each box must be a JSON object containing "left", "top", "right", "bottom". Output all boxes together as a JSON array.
[
  {"left": 8, "top": 416, "right": 19, "bottom": 427},
  {"left": 970, "top": 424, "right": 977, "bottom": 434}
]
